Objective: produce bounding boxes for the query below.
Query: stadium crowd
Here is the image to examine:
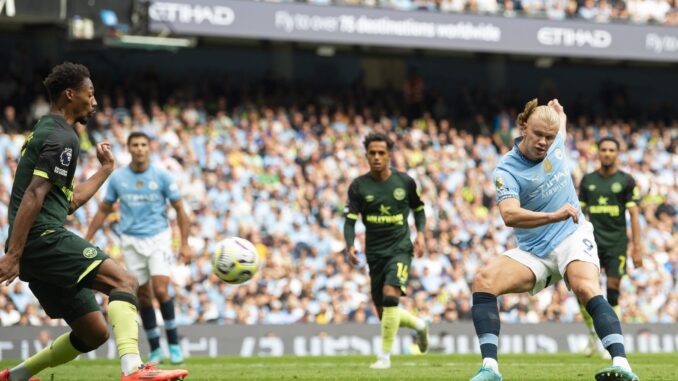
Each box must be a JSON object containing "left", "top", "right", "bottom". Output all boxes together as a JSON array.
[
  {"left": 277, "top": 0, "right": 678, "bottom": 26},
  {"left": 0, "top": 84, "right": 676, "bottom": 329}
]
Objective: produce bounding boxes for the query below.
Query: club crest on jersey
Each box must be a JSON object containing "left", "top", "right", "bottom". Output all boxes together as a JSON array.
[
  {"left": 136, "top": 180, "right": 144, "bottom": 189},
  {"left": 611, "top": 182, "right": 622, "bottom": 193},
  {"left": 60, "top": 147, "right": 73, "bottom": 166},
  {"left": 149, "top": 181, "right": 158, "bottom": 190},
  {"left": 365, "top": 195, "right": 374, "bottom": 202},
  {"left": 555, "top": 148, "right": 563, "bottom": 160},
  {"left": 393, "top": 188, "right": 406, "bottom": 201},
  {"left": 543, "top": 159, "right": 553, "bottom": 173},
  {"left": 83, "top": 247, "right": 98, "bottom": 259},
  {"left": 495, "top": 176, "right": 505, "bottom": 190}
]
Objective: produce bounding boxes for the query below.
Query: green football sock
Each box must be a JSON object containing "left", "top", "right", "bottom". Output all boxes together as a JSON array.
[
  {"left": 23, "top": 333, "right": 81, "bottom": 376},
  {"left": 381, "top": 306, "right": 401, "bottom": 354},
  {"left": 398, "top": 308, "right": 424, "bottom": 331},
  {"left": 108, "top": 299, "right": 140, "bottom": 357},
  {"left": 579, "top": 302, "right": 596, "bottom": 336}
]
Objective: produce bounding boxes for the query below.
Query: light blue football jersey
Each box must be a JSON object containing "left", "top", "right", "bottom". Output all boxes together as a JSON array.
[
  {"left": 104, "top": 165, "right": 180, "bottom": 237},
  {"left": 494, "top": 133, "right": 584, "bottom": 257}
]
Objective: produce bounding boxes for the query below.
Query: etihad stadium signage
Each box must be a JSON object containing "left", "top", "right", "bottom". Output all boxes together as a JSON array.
[
  {"left": 0, "top": 323, "right": 676, "bottom": 359},
  {"left": 148, "top": 0, "right": 678, "bottom": 62}
]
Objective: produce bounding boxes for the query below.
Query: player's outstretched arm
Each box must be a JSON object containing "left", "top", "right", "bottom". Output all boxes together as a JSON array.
[
  {"left": 69, "top": 142, "right": 114, "bottom": 214},
  {"left": 84, "top": 201, "right": 113, "bottom": 241},
  {"left": 498, "top": 198, "right": 579, "bottom": 228},
  {"left": 0, "top": 176, "right": 52, "bottom": 285},
  {"left": 548, "top": 99, "right": 567, "bottom": 137}
]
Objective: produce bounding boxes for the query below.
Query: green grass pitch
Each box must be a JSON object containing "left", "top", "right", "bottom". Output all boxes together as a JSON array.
[{"left": 2, "top": 353, "right": 675, "bottom": 380}]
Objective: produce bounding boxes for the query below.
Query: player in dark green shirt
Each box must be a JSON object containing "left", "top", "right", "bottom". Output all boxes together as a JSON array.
[
  {"left": 0, "top": 63, "right": 187, "bottom": 381},
  {"left": 578, "top": 136, "right": 642, "bottom": 358},
  {"left": 344, "top": 132, "right": 429, "bottom": 370}
]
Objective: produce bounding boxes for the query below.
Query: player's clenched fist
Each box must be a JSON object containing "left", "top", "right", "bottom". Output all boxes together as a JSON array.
[
  {"left": 550, "top": 203, "right": 579, "bottom": 224},
  {"left": 345, "top": 246, "right": 359, "bottom": 266},
  {"left": 96, "top": 141, "right": 115, "bottom": 168}
]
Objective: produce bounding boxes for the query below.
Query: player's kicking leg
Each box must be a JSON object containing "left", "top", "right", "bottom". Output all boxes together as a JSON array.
[
  {"left": 91, "top": 259, "right": 188, "bottom": 380},
  {"left": 567, "top": 261, "right": 638, "bottom": 381}
]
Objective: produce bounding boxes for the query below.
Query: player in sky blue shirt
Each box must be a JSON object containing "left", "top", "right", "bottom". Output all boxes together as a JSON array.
[
  {"left": 102, "top": 163, "right": 180, "bottom": 237},
  {"left": 86, "top": 132, "right": 192, "bottom": 365},
  {"left": 467, "top": 100, "right": 638, "bottom": 381}
]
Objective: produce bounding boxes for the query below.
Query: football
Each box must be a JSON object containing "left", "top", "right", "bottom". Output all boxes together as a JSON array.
[{"left": 212, "top": 237, "right": 261, "bottom": 284}]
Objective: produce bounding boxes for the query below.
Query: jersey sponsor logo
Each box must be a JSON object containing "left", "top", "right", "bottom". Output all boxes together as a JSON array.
[
  {"left": 393, "top": 188, "right": 406, "bottom": 201},
  {"left": 149, "top": 181, "right": 159, "bottom": 190},
  {"left": 554, "top": 148, "right": 563, "bottom": 160},
  {"left": 543, "top": 158, "right": 553, "bottom": 173},
  {"left": 365, "top": 195, "right": 374, "bottom": 202},
  {"left": 366, "top": 213, "right": 404, "bottom": 225},
  {"left": 611, "top": 182, "right": 622, "bottom": 193},
  {"left": 529, "top": 170, "right": 568, "bottom": 199},
  {"left": 54, "top": 166, "right": 68, "bottom": 176},
  {"left": 589, "top": 195, "right": 620, "bottom": 216},
  {"left": 83, "top": 247, "right": 98, "bottom": 258},
  {"left": 60, "top": 147, "right": 73, "bottom": 166}
]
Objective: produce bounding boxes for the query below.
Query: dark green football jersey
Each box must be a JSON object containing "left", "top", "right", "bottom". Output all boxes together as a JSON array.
[
  {"left": 8, "top": 115, "right": 80, "bottom": 236},
  {"left": 345, "top": 170, "right": 424, "bottom": 257},
  {"left": 579, "top": 170, "right": 640, "bottom": 249}
]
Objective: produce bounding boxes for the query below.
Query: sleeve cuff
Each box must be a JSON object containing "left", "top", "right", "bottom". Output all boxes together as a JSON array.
[
  {"left": 625, "top": 201, "right": 637, "bottom": 208},
  {"left": 33, "top": 169, "right": 49, "bottom": 179},
  {"left": 413, "top": 205, "right": 425, "bottom": 212},
  {"left": 579, "top": 201, "right": 587, "bottom": 207},
  {"left": 346, "top": 213, "right": 359, "bottom": 220}
]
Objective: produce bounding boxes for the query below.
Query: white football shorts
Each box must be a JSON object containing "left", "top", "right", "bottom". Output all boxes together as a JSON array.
[
  {"left": 120, "top": 229, "right": 173, "bottom": 285},
  {"left": 503, "top": 221, "right": 600, "bottom": 295}
]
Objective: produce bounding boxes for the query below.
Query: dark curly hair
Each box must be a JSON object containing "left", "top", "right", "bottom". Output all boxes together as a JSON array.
[
  {"left": 43, "top": 62, "right": 90, "bottom": 102},
  {"left": 598, "top": 136, "right": 620, "bottom": 150},
  {"left": 363, "top": 132, "right": 394, "bottom": 151}
]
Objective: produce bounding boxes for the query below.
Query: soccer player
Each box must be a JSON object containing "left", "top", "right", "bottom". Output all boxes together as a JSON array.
[
  {"left": 578, "top": 136, "right": 642, "bottom": 357},
  {"left": 0, "top": 63, "right": 187, "bottom": 381},
  {"left": 469, "top": 99, "right": 638, "bottom": 381},
  {"left": 343, "top": 132, "right": 429, "bottom": 370},
  {"left": 85, "top": 132, "right": 192, "bottom": 365}
]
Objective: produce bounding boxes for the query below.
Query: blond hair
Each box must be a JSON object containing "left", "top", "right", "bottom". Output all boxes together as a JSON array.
[{"left": 516, "top": 98, "right": 559, "bottom": 128}]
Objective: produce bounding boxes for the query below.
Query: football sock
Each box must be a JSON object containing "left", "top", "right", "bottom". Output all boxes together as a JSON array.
[
  {"left": 579, "top": 302, "right": 597, "bottom": 336},
  {"left": 109, "top": 291, "right": 142, "bottom": 375},
  {"left": 398, "top": 308, "right": 425, "bottom": 331},
  {"left": 140, "top": 306, "right": 161, "bottom": 351},
  {"left": 586, "top": 295, "right": 628, "bottom": 360},
  {"left": 160, "top": 299, "right": 179, "bottom": 345},
  {"left": 381, "top": 296, "right": 401, "bottom": 355},
  {"left": 472, "top": 292, "right": 500, "bottom": 362},
  {"left": 17, "top": 332, "right": 84, "bottom": 381}
]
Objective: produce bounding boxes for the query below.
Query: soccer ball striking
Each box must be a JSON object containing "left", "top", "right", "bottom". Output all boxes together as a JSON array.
[{"left": 213, "top": 237, "right": 260, "bottom": 284}]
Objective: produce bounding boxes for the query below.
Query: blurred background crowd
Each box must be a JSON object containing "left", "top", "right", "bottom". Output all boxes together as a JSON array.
[
  {"left": 269, "top": 0, "right": 678, "bottom": 26},
  {"left": 0, "top": 75, "right": 676, "bottom": 329}
]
